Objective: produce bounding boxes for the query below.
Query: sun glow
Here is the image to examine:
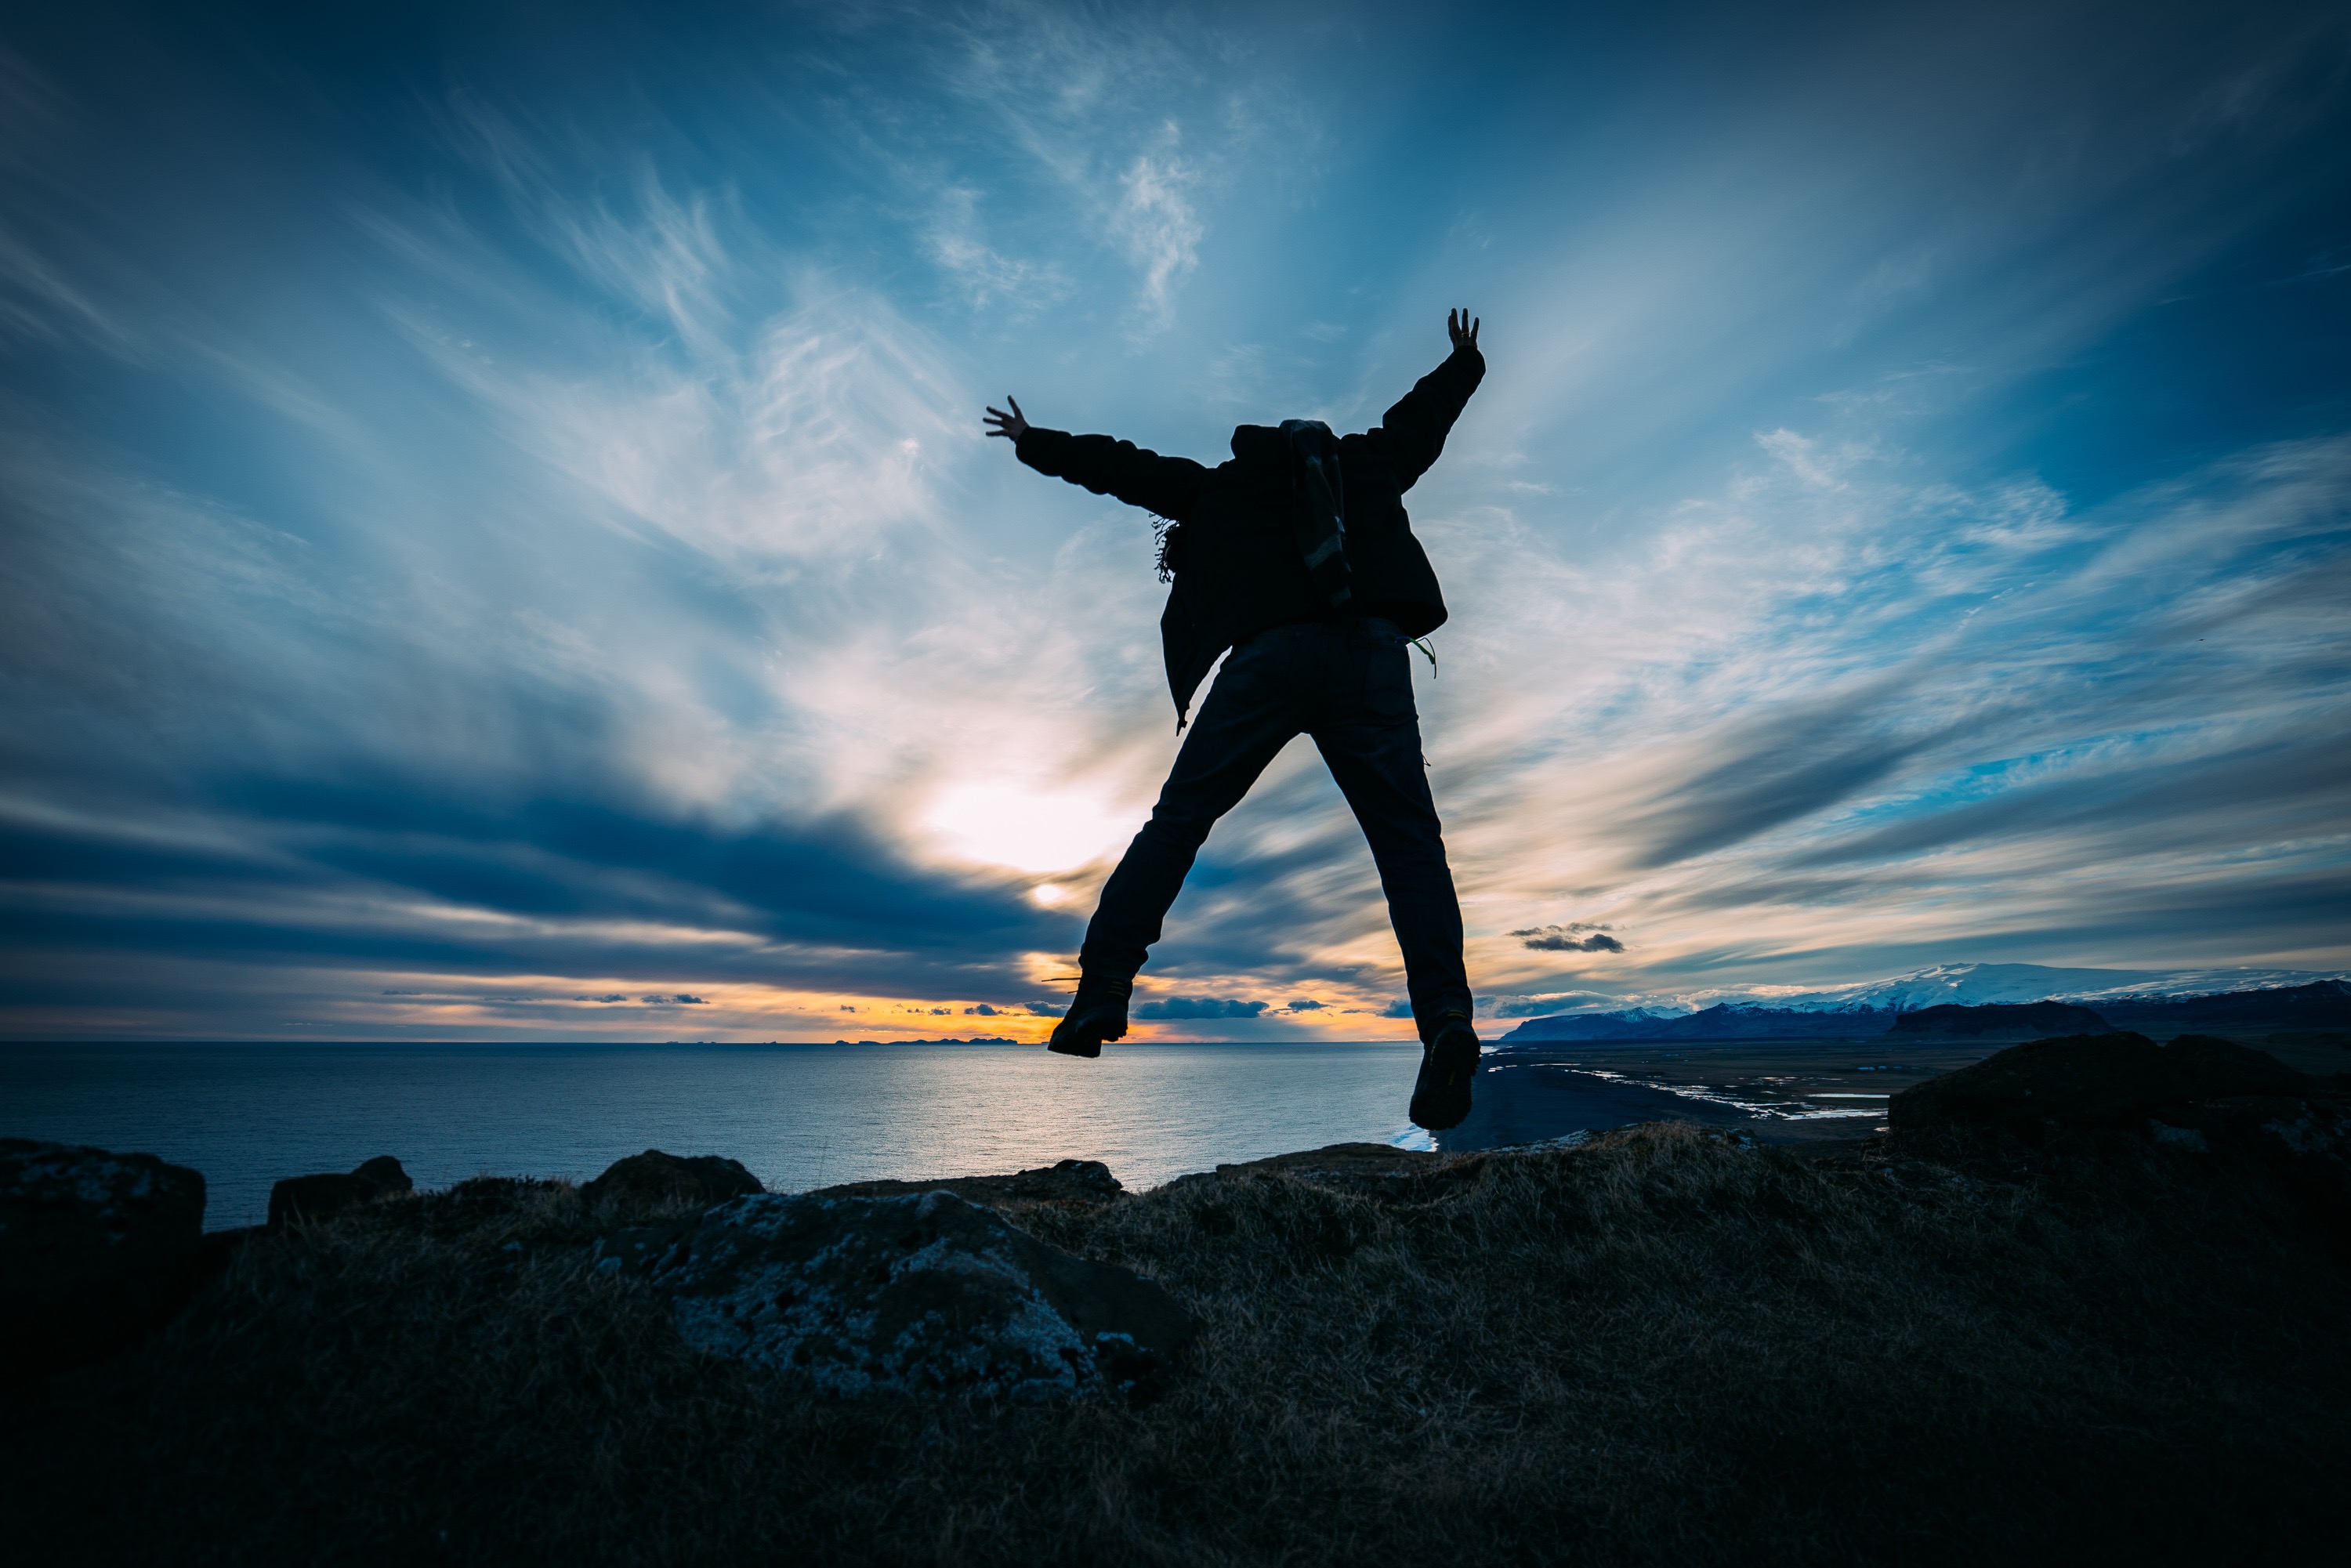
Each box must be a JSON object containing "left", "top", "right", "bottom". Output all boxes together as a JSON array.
[{"left": 923, "top": 782, "right": 1136, "bottom": 875}]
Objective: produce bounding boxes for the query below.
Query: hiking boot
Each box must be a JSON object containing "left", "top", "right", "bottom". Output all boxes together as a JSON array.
[
  {"left": 1409, "top": 1016, "right": 1481, "bottom": 1130},
  {"left": 1048, "top": 974, "right": 1132, "bottom": 1059}
]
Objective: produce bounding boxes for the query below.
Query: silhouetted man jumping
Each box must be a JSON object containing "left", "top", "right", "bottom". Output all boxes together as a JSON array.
[{"left": 985, "top": 309, "right": 1486, "bottom": 1130}]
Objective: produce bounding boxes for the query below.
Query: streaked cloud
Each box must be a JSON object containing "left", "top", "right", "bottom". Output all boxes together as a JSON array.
[{"left": 0, "top": 2, "right": 2345, "bottom": 1040}]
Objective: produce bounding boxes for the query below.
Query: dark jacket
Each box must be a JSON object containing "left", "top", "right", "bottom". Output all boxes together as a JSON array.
[{"left": 1016, "top": 343, "right": 1485, "bottom": 722}]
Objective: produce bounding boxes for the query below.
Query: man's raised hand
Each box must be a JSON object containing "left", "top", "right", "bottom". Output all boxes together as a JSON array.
[
  {"left": 984, "top": 397, "right": 1031, "bottom": 443},
  {"left": 1447, "top": 308, "right": 1480, "bottom": 351}
]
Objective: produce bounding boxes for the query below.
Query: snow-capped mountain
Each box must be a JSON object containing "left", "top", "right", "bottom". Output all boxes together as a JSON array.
[
  {"left": 1486, "top": 962, "right": 2346, "bottom": 1021},
  {"left": 1750, "top": 963, "right": 2347, "bottom": 1012}
]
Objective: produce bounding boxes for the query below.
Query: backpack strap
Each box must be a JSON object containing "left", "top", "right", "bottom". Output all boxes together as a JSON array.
[{"left": 1280, "top": 418, "right": 1353, "bottom": 610}]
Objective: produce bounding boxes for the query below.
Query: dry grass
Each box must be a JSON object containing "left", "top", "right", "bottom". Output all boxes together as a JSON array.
[{"left": 5, "top": 1124, "right": 2348, "bottom": 1566}]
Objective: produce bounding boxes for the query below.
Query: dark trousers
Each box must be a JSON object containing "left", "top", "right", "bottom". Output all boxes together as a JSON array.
[{"left": 1079, "top": 617, "right": 1473, "bottom": 1042}]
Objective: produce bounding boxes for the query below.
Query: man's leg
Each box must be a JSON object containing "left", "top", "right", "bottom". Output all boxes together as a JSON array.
[
  {"left": 1052, "top": 632, "right": 1305, "bottom": 1056},
  {"left": 1309, "top": 623, "right": 1478, "bottom": 1125},
  {"left": 1309, "top": 637, "right": 1473, "bottom": 1034}
]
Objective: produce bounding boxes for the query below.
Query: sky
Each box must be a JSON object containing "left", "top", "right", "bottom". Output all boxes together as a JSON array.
[{"left": 2, "top": 0, "right": 2346, "bottom": 1042}]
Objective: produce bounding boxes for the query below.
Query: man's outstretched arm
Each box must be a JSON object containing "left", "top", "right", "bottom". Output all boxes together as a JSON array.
[
  {"left": 1362, "top": 308, "right": 1486, "bottom": 491},
  {"left": 987, "top": 396, "right": 1212, "bottom": 521}
]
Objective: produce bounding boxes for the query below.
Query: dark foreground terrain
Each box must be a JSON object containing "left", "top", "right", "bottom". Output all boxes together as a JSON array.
[{"left": 7, "top": 1117, "right": 2349, "bottom": 1566}]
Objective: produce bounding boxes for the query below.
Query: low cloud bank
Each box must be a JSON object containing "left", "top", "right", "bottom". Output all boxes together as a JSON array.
[{"left": 1132, "top": 997, "right": 1270, "bottom": 1019}]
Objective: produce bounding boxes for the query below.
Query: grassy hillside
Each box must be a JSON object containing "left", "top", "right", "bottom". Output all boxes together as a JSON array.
[{"left": 6, "top": 1123, "right": 2348, "bottom": 1565}]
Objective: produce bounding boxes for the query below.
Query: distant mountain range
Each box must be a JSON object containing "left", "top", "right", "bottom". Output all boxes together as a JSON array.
[{"left": 1494, "top": 965, "right": 2351, "bottom": 1045}]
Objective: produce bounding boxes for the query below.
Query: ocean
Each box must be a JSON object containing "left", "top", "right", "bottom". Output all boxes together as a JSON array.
[
  {"left": 1, "top": 1041, "right": 1444, "bottom": 1228},
  {"left": 2, "top": 1036, "right": 1938, "bottom": 1229}
]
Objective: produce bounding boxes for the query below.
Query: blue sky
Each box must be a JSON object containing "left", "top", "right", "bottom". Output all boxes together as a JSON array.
[{"left": 2, "top": 1, "right": 2346, "bottom": 1040}]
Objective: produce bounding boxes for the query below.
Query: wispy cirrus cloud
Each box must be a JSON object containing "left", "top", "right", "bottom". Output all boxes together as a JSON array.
[
  {"left": 1429, "top": 427, "right": 2351, "bottom": 999},
  {"left": 926, "top": 186, "right": 1073, "bottom": 311},
  {"left": 1114, "top": 134, "right": 1204, "bottom": 330}
]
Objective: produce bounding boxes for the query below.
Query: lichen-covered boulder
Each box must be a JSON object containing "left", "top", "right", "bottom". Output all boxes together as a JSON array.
[
  {"left": 2150, "top": 1095, "right": 2351, "bottom": 1212},
  {"left": 582, "top": 1150, "right": 765, "bottom": 1211},
  {"left": 1, "top": 1139, "right": 207, "bottom": 1379},
  {"left": 649, "top": 1190, "right": 1194, "bottom": 1402},
  {"left": 591, "top": 1217, "right": 700, "bottom": 1276},
  {"left": 2255, "top": 1097, "right": 2351, "bottom": 1162}
]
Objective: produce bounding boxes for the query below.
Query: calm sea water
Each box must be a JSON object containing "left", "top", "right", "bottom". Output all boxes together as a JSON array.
[{"left": 0, "top": 1041, "right": 1434, "bottom": 1229}]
